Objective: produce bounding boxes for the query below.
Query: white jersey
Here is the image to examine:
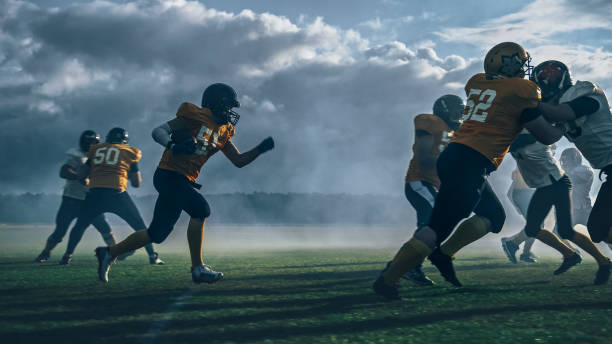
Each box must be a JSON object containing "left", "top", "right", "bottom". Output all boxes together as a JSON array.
[
  {"left": 565, "top": 164, "right": 593, "bottom": 210},
  {"left": 510, "top": 135, "right": 564, "bottom": 189},
  {"left": 560, "top": 81, "right": 612, "bottom": 169},
  {"left": 63, "top": 148, "right": 89, "bottom": 200}
]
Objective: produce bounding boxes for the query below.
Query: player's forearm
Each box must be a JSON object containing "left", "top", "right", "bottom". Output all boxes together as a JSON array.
[
  {"left": 538, "top": 102, "right": 576, "bottom": 122},
  {"left": 59, "top": 165, "right": 78, "bottom": 180},
  {"left": 232, "top": 148, "right": 262, "bottom": 168},
  {"left": 152, "top": 123, "right": 172, "bottom": 148}
]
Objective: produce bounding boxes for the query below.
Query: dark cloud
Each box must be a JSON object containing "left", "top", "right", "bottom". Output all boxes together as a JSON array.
[{"left": 0, "top": 0, "right": 476, "bottom": 195}]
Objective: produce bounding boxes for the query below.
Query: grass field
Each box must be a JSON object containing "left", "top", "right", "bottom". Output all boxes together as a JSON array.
[{"left": 1, "top": 226, "right": 612, "bottom": 344}]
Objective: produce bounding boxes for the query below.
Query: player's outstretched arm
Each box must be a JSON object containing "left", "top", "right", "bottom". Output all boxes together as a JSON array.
[
  {"left": 523, "top": 115, "right": 564, "bottom": 145},
  {"left": 538, "top": 97, "right": 600, "bottom": 123},
  {"left": 128, "top": 163, "right": 142, "bottom": 187},
  {"left": 222, "top": 137, "right": 274, "bottom": 168}
]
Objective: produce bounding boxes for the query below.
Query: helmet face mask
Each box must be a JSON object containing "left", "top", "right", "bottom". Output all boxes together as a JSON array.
[
  {"left": 433, "top": 94, "right": 465, "bottom": 130},
  {"left": 202, "top": 83, "right": 241, "bottom": 126},
  {"left": 106, "top": 127, "right": 129, "bottom": 144},
  {"left": 79, "top": 130, "right": 100, "bottom": 152},
  {"left": 531, "top": 60, "right": 572, "bottom": 102},
  {"left": 484, "top": 42, "right": 532, "bottom": 79}
]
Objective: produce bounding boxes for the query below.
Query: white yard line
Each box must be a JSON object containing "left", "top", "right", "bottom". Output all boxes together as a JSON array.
[{"left": 140, "top": 288, "right": 196, "bottom": 344}]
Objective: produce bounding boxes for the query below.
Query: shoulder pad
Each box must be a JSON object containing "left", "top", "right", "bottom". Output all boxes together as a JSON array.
[
  {"left": 511, "top": 78, "right": 541, "bottom": 101},
  {"left": 177, "top": 102, "right": 212, "bottom": 122},
  {"left": 561, "top": 81, "right": 602, "bottom": 102},
  {"left": 66, "top": 147, "right": 84, "bottom": 159}
]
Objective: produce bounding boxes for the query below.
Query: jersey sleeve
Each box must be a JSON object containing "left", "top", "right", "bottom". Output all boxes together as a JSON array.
[{"left": 131, "top": 147, "right": 142, "bottom": 163}]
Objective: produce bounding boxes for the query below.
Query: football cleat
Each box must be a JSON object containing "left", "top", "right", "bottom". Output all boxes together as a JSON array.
[
  {"left": 501, "top": 238, "right": 519, "bottom": 264},
  {"left": 34, "top": 251, "right": 50, "bottom": 263},
  {"left": 372, "top": 275, "right": 401, "bottom": 301},
  {"left": 95, "top": 247, "right": 116, "bottom": 283},
  {"left": 149, "top": 252, "right": 165, "bottom": 265},
  {"left": 594, "top": 264, "right": 612, "bottom": 285},
  {"left": 58, "top": 254, "right": 72, "bottom": 265},
  {"left": 117, "top": 250, "right": 135, "bottom": 261},
  {"left": 428, "top": 248, "right": 462, "bottom": 287},
  {"left": 191, "top": 264, "right": 223, "bottom": 284},
  {"left": 519, "top": 252, "right": 537, "bottom": 263},
  {"left": 553, "top": 253, "right": 582, "bottom": 275},
  {"left": 402, "top": 266, "right": 435, "bottom": 286}
]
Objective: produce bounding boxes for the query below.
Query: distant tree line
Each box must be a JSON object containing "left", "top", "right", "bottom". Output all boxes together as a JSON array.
[{"left": 0, "top": 193, "right": 415, "bottom": 225}]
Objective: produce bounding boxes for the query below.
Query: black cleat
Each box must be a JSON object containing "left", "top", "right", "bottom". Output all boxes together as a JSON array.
[
  {"left": 35, "top": 251, "right": 50, "bottom": 263},
  {"left": 553, "top": 253, "right": 582, "bottom": 275},
  {"left": 428, "top": 248, "right": 462, "bottom": 286},
  {"left": 519, "top": 252, "right": 537, "bottom": 263},
  {"left": 373, "top": 275, "right": 401, "bottom": 300},
  {"left": 402, "top": 265, "right": 434, "bottom": 286},
  {"left": 58, "top": 254, "right": 72, "bottom": 265},
  {"left": 594, "top": 264, "right": 611, "bottom": 285},
  {"left": 501, "top": 238, "right": 519, "bottom": 264}
]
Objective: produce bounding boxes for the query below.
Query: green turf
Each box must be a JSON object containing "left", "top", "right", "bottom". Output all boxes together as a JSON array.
[{"left": 1, "top": 249, "right": 611, "bottom": 344}]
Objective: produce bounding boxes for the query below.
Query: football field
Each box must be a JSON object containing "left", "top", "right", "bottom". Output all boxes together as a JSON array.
[{"left": 1, "top": 225, "right": 611, "bottom": 344}]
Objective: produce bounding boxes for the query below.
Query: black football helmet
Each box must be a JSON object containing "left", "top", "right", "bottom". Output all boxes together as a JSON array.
[
  {"left": 433, "top": 94, "right": 465, "bottom": 130},
  {"left": 201, "top": 83, "right": 240, "bottom": 126},
  {"left": 531, "top": 60, "right": 572, "bottom": 102},
  {"left": 79, "top": 130, "right": 100, "bottom": 152},
  {"left": 106, "top": 127, "right": 129, "bottom": 144}
]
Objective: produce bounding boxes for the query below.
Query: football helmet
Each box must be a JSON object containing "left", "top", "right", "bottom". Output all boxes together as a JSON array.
[
  {"left": 560, "top": 147, "right": 582, "bottom": 169},
  {"left": 79, "top": 130, "right": 101, "bottom": 152},
  {"left": 201, "top": 83, "right": 240, "bottom": 126},
  {"left": 433, "top": 94, "right": 465, "bottom": 130},
  {"left": 106, "top": 127, "right": 129, "bottom": 144},
  {"left": 484, "top": 42, "right": 532, "bottom": 79},
  {"left": 531, "top": 60, "right": 572, "bottom": 101}
]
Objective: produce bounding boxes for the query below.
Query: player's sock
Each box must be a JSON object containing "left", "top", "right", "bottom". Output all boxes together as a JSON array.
[
  {"left": 570, "top": 232, "right": 611, "bottom": 266},
  {"left": 109, "top": 230, "right": 151, "bottom": 257},
  {"left": 187, "top": 218, "right": 205, "bottom": 268},
  {"left": 535, "top": 230, "right": 574, "bottom": 258},
  {"left": 510, "top": 230, "right": 528, "bottom": 246},
  {"left": 144, "top": 243, "right": 156, "bottom": 256},
  {"left": 383, "top": 238, "right": 432, "bottom": 285},
  {"left": 102, "top": 232, "right": 117, "bottom": 247},
  {"left": 440, "top": 215, "right": 488, "bottom": 256}
]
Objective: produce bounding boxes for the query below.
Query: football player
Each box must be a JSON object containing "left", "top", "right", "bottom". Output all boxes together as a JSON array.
[
  {"left": 396, "top": 94, "right": 465, "bottom": 285},
  {"left": 35, "top": 131, "right": 116, "bottom": 264},
  {"left": 501, "top": 130, "right": 609, "bottom": 284},
  {"left": 532, "top": 60, "right": 612, "bottom": 282},
  {"left": 501, "top": 167, "right": 537, "bottom": 263},
  {"left": 374, "top": 42, "right": 571, "bottom": 299},
  {"left": 94, "top": 83, "right": 274, "bottom": 283},
  {"left": 59, "top": 128, "right": 163, "bottom": 265}
]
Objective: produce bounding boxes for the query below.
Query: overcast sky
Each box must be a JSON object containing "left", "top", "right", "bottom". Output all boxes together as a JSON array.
[{"left": 1, "top": 0, "right": 611, "bottom": 197}]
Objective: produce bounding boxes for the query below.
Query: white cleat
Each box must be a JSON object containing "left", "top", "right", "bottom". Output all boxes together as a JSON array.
[
  {"left": 149, "top": 252, "right": 165, "bottom": 265},
  {"left": 191, "top": 264, "right": 224, "bottom": 284},
  {"left": 95, "top": 247, "right": 116, "bottom": 283}
]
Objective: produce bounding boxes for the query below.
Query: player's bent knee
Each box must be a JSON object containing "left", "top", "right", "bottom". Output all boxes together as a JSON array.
[
  {"left": 524, "top": 226, "right": 540, "bottom": 238},
  {"left": 488, "top": 212, "right": 506, "bottom": 234},
  {"left": 414, "top": 226, "right": 438, "bottom": 250},
  {"left": 147, "top": 227, "right": 171, "bottom": 244}
]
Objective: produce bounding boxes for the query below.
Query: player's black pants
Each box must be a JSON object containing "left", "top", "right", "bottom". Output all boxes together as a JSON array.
[
  {"left": 147, "top": 168, "right": 211, "bottom": 244},
  {"left": 428, "top": 143, "right": 504, "bottom": 245},
  {"left": 405, "top": 181, "right": 438, "bottom": 228},
  {"left": 65, "top": 188, "right": 155, "bottom": 255},
  {"left": 524, "top": 176, "right": 574, "bottom": 239},
  {"left": 46, "top": 196, "right": 112, "bottom": 245},
  {"left": 588, "top": 165, "right": 612, "bottom": 242}
]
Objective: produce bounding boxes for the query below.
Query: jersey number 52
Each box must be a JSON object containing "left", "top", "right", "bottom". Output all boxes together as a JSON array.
[{"left": 463, "top": 89, "right": 497, "bottom": 123}]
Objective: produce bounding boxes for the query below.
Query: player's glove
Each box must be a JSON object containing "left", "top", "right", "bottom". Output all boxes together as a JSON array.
[
  {"left": 256, "top": 137, "right": 275, "bottom": 153},
  {"left": 169, "top": 138, "right": 198, "bottom": 155}
]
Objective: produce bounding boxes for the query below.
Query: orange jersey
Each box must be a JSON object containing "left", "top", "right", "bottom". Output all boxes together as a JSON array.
[
  {"left": 452, "top": 73, "right": 541, "bottom": 168},
  {"left": 158, "top": 102, "right": 236, "bottom": 182},
  {"left": 88, "top": 143, "right": 141, "bottom": 191},
  {"left": 405, "top": 114, "right": 453, "bottom": 188}
]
